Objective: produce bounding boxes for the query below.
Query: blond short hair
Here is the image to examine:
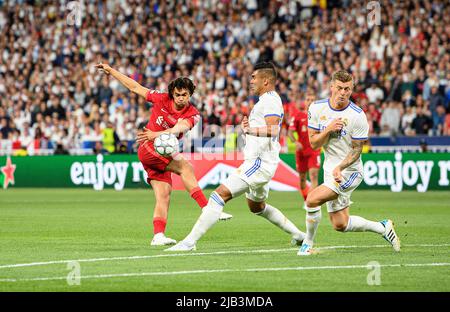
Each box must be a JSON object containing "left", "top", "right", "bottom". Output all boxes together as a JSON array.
[{"left": 331, "top": 70, "right": 354, "bottom": 84}]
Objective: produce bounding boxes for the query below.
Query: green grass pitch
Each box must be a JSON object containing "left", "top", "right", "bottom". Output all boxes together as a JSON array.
[{"left": 0, "top": 189, "right": 449, "bottom": 292}]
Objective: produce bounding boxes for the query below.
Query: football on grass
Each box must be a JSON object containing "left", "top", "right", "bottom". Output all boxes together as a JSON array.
[{"left": 154, "top": 133, "right": 179, "bottom": 156}]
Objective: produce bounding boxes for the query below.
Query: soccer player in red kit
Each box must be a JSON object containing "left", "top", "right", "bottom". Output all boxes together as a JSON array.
[
  {"left": 95, "top": 63, "right": 232, "bottom": 246},
  {"left": 288, "top": 91, "right": 321, "bottom": 202}
]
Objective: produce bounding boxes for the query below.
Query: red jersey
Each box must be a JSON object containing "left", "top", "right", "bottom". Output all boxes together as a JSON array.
[
  {"left": 145, "top": 91, "right": 200, "bottom": 140},
  {"left": 289, "top": 110, "right": 320, "bottom": 155}
]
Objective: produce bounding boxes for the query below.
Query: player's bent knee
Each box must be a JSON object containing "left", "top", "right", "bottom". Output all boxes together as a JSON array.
[
  {"left": 306, "top": 196, "right": 320, "bottom": 208},
  {"left": 215, "top": 185, "right": 232, "bottom": 203},
  {"left": 333, "top": 222, "right": 347, "bottom": 232},
  {"left": 248, "top": 200, "right": 265, "bottom": 213}
]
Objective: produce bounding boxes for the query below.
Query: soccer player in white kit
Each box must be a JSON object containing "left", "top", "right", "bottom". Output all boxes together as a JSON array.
[
  {"left": 166, "top": 62, "right": 305, "bottom": 251},
  {"left": 298, "top": 70, "right": 401, "bottom": 256}
]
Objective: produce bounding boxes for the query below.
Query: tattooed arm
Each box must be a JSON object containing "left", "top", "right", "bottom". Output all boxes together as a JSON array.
[{"left": 332, "top": 139, "right": 365, "bottom": 183}]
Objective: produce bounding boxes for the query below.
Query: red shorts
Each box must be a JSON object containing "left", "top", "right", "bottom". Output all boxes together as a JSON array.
[
  {"left": 295, "top": 151, "right": 321, "bottom": 173},
  {"left": 137, "top": 142, "right": 173, "bottom": 185}
]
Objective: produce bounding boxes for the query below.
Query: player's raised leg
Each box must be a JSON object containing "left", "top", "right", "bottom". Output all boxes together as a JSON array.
[
  {"left": 166, "top": 156, "right": 233, "bottom": 220},
  {"left": 149, "top": 180, "right": 177, "bottom": 246},
  {"left": 328, "top": 207, "right": 400, "bottom": 252},
  {"left": 298, "top": 185, "right": 338, "bottom": 255}
]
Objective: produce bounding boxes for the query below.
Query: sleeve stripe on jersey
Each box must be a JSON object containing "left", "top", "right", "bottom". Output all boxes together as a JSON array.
[
  {"left": 351, "top": 137, "right": 368, "bottom": 140},
  {"left": 350, "top": 104, "right": 363, "bottom": 113},
  {"left": 264, "top": 114, "right": 282, "bottom": 118},
  {"left": 315, "top": 99, "right": 328, "bottom": 104},
  {"left": 308, "top": 125, "right": 320, "bottom": 130}
]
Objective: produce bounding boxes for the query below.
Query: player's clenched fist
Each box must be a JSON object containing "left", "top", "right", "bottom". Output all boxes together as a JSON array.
[
  {"left": 241, "top": 115, "right": 250, "bottom": 134},
  {"left": 325, "top": 117, "right": 344, "bottom": 134},
  {"left": 94, "top": 63, "right": 112, "bottom": 75}
]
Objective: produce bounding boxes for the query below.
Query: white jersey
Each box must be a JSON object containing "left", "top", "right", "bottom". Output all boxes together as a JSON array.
[
  {"left": 243, "top": 91, "right": 284, "bottom": 164},
  {"left": 308, "top": 98, "right": 369, "bottom": 173}
]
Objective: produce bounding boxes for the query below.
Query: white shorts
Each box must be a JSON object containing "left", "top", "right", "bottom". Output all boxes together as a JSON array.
[
  {"left": 323, "top": 170, "right": 363, "bottom": 213},
  {"left": 222, "top": 157, "right": 278, "bottom": 202}
]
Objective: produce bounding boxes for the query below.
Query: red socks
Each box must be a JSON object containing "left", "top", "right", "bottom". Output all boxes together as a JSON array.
[
  {"left": 190, "top": 186, "right": 208, "bottom": 209},
  {"left": 300, "top": 186, "right": 310, "bottom": 201},
  {"left": 153, "top": 187, "right": 206, "bottom": 235},
  {"left": 153, "top": 217, "right": 167, "bottom": 234}
]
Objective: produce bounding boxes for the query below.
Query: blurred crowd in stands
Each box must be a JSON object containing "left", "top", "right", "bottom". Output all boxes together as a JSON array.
[{"left": 0, "top": 0, "right": 449, "bottom": 155}]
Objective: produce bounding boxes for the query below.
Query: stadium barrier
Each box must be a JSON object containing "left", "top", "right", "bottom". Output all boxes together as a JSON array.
[{"left": 1, "top": 152, "right": 449, "bottom": 192}]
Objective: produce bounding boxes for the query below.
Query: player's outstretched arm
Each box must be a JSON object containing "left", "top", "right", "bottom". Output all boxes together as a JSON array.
[
  {"left": 94, "top": 63, "right": 150, "bottom": 98},
  {"left": 332, "top": 139, "right": 365, "bottom": 183}
]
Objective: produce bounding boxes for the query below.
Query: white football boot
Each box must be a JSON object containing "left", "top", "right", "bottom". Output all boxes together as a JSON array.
[
  {"left": 150, "top": 233, "right": 177, "bottom": 246},
  {"left": 380, "top": 219, "right": 401, "bottom": 252},
  {"left": 165, "top": 240, "right": 196, "bottom": 252},
  {"left": 291, "top": 232, "right": 306, "bottom": 246},
  {"left": 219, "top": 212, "right": 233, "bottom": 221},
  {"left": 297, "top": 240, "right": 314, "bottom": 256}
]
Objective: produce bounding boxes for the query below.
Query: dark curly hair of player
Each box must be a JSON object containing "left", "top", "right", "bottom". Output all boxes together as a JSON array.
[{"left": 168, "top": 77, "right": 196, "bottom": 99}]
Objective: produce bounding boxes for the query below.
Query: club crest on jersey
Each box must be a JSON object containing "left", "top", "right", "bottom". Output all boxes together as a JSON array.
[{"left": 156, "top": 116, "right": 170, "bottom": 129}]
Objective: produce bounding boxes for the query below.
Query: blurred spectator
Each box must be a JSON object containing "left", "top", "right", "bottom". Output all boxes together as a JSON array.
[
  {"left": 419, "top": 138, "right": 428, "bottom": 153},
  {"left": 366, "top": 103, "right": 381, "bottom": 134},
  {"left": 0, "top": 0, "right": 448, "bottom": 156},
  {"left": 93, "top": 141, "right": 109, "bottom": 155},
  {"left": 401, "top": 106, "right": 416, "bottom": 136},
  {"left": 102, "top": 121, "right": 119, "bottom": 153},
  {"left": 0, "top": 117, "right": 11, "bottom": 139},
  {"left": 429, "top": 86, "right": 446, "bottom": 113},
  {"left": 444, "top": 109, "right": 450, "bottom": 136},
  {"left": 379, "top": 102, "right": 401, "bottom": 136},
  {"left": 366, "top": 83, "right": 384, "bottom": 104},
  {"left": 54, "top": 143, "right": 69, "bottom": 155},
  {"left": 433, "top": 105, "right": 446, "bottom": 136},
  {"left": 411, "top": 107, "right": 433, "bottom": 135}
]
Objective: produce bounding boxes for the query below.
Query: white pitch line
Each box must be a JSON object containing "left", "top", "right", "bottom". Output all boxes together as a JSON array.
[
  {"left": 0, "top": 243, "right": 449, "bottom": 270},
  {"left": 1, "top": 262, "right": 449, "bottom": 283}
]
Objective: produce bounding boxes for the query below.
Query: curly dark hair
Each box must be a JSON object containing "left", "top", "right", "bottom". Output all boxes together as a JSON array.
[{"left": 168, "top": 77, "right": 196, "bottom": 99}]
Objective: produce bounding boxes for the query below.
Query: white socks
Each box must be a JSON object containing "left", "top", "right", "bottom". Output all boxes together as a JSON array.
[
  {"left": 305, "top": 208, "right": 322, "bottom": 244},
  {"left": 256, "top": 204, "right": 305, "bottom": 241},
  {"left": 183, "top": 192, "right": 224, "bottom": 245},
  {"left": 344, "top": 216, "right": 385, "bottom": 234}
]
